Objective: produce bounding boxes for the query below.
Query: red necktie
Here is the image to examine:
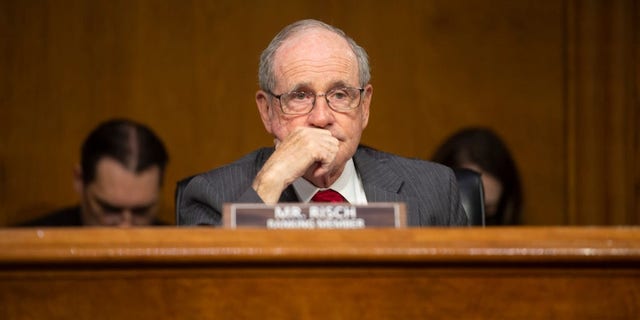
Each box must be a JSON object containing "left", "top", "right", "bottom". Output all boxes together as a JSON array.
[{"left": 311, "top": 189, "right": 347, "bottom": 203}]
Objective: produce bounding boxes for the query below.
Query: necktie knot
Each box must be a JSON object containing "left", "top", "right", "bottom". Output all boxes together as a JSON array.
[{"left": 311, "top": 189, "right": 347, "bottom": 203}]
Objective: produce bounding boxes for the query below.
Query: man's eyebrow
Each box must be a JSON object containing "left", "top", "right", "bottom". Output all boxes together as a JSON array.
[
  {"left": 95, "top": 195, "right": 157, "bottom": 211},
  {"left": 131, "top": 203, "right": 156, "bottom": 212},
  {"left": 290, "top": 81, "right": 352, "bottom": 92},
  {"left": 290, "top": 82, "right": 312, "bottom": 92},
  {"left": 94, "top": 197, "right": 124, "bottom": 212},
  {"left": 329, "top": 80, "right": 350, "bottom": 88},
  {"left": 325, "top": 81, "right": 354, "bottom": 92}
]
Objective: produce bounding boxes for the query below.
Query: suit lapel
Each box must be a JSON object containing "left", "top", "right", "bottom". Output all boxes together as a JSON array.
[
  {"left": 353, "top": 147, "right": 422, "bottom": 225},
  {"left": 279, "top": 186, "right": 300, "bottom": 202},
  {"left": 353, "top": 147, "right": 405, "bottom": 202}
]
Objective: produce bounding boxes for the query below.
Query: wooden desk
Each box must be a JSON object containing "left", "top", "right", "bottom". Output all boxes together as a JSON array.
[{"left": 1, "top": 227, "right": 638, "bottom": 319}]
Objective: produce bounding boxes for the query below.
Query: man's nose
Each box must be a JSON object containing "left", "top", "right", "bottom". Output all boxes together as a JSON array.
[
  {"left": 118, "top": 210, "right": 133, "bottom": 227},
  {"left": 308, "top": 96, "right": 334, "bottom": 127}
]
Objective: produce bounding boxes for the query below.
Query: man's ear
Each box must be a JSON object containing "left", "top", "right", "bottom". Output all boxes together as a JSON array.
[
  {"left": 73, "top": 164, "right": 84, "bottom": 196},
  {"left": 256, "top": 90, "right": 274, "bottom": 134},
  {"left": 360, "top": 84, "right": 373, "bottom": 129}
]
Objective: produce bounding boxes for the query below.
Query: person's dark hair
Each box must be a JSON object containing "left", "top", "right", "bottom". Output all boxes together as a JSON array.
[
  {"left": 432, "top": 127, "right": 522, "bottom": 225},
  {"left": 81, "top": 118, "right": 169, "bottom": 185}
]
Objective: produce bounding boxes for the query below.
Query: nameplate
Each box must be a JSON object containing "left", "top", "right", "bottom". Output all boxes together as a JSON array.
[{"left": 222, "top": 202, "right": 406, "bottom": 229}]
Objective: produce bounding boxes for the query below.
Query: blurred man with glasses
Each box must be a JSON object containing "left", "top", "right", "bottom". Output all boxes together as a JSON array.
[
  {"left": 20, "top": 118, "right": 169, "bottom": 227},
  {"left": 178, "top": 19, "right": 467, "bottom": 227}
]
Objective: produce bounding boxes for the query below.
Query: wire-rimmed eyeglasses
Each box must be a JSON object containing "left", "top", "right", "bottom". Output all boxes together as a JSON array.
[{"left": 268, "top": 87, "right": 364, "bottom": 115}]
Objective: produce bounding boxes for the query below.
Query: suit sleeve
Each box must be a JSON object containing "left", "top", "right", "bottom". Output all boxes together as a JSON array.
[
  {"left": 178, "top": 175, "right": 265, "bottom": 226},
  {"left": 177, "top": 175, "right": 222, "bottom": 226}
]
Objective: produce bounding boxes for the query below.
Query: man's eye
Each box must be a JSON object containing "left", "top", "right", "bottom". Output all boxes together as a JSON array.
[
  {"left": 329, "top": 89, "right": 350, "bottom": 100},
  {"left": 290, "top": 92, "right": 310, "bottom": 100},
  {"left": 332, "top": 92, "right": 347, "bottom": 99},
  {"left": 131, "top": 207, "right": 151, "bottom": 216},
  {"left": 102, "top": 207, "right": 122, "bottom": 214}
]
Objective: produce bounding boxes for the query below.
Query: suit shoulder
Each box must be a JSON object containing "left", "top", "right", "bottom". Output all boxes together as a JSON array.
[
  {"left": 358, "top": 145, "right": 453, "bottom": 175},
  {"left": 194, "top": 147, "right": 272, "bottom": 180},
  {"left": 17, "top": 206, "right": 83, "bottom": 227},
  {"left": 181, "top": 147, "right": 273, "bottom": 199}
]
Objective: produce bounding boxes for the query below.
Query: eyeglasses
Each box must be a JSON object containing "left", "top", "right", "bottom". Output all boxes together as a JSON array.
[
  {"left": 268, "top": 87, "right": 364, "bottom": 115},
  {"left": 89, "top": 194, "right": 156, "bottom": 226}
]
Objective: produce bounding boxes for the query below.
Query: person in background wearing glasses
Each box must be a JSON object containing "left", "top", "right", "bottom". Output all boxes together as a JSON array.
[
  {"left": 178, "top": 19, "right": 467, "bottom": 226},
  {"left": 19, "top": 118, "right": 169, "bottom": 227}
]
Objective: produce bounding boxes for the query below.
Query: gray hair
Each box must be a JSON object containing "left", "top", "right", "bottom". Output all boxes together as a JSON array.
[{"left": 258, "top": 19, "right": 370, "bottom": 92}]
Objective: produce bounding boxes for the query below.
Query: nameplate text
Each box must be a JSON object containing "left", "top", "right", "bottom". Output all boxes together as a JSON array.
[{"left": 223, "top": 203, "right": 406, "bottom": 229}]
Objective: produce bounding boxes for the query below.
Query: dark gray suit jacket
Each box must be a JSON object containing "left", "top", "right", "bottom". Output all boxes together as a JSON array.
[{"left": 178, "top": 146, "right": 468, "bottom": 226}]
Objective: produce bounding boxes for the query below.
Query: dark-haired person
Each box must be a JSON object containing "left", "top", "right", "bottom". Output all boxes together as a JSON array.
[
  {"left": 177, "top": 19, "right": 467, "bottom": 227},
  {"left": 20, "top": 118, "right": 169, "bottom": 227},
  {"left": 432, "top": 127, "right": 523, "bottom": 225}
]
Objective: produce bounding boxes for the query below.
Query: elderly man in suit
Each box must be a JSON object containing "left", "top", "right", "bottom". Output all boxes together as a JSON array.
[{"left": 178, "top": 19, "right": 468, "bottom": 227}]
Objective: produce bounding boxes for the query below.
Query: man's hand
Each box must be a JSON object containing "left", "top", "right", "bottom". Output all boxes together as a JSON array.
[{"left": 252, "top": 127, "right": 339, "bottom": 204}]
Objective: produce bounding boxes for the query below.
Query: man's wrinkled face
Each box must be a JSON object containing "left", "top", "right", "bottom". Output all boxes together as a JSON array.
[
  {"left": 80, "top": 157, "right": 161, "bottom": 227},
  {"left": 257, "top": 28, "right": 372, "bottom": 177}
]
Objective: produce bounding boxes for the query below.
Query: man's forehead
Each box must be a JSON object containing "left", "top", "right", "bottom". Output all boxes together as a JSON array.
[
  {"left": 94, "top": 157, "right": 159, "bottom": 177},
  {"left": 90, "top": 157, "right": 161, "bottom": 190},
  {"left": 275, "top": 28, "right": 354, "bottom": 61},
  {"left": 273, "top": 29, "right": 358, "bottom": 88}
]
